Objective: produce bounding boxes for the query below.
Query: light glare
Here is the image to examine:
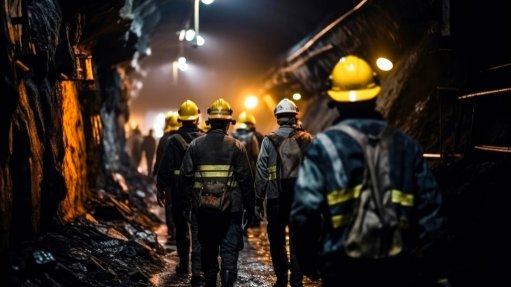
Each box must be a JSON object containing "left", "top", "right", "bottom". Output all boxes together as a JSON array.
[
  {"left": 244, "top": 96, "right": 258, "bottom": 109},
  {"left": 376, "top": 57, "right": 393, "bottom": 71},
  {"left": 176, "top": 57, "right": 188, "bottom": 71},
  {"left": 201, "top": 0, "right": 214, "bottom": 5},
  {"left": 196, "top": 35, "right": 205, "bottom": 46},
  {"left": 292, "top": 93, "right": 302, "bottom": 101},
  {"left": 185, "top": 29, "right": 196, "bottom": 42},
  {"left": 178, "top": 30, "right": 186, "bottom": 41}
]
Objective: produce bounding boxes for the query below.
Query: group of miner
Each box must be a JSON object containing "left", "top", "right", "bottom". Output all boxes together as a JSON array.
[{"left": 151, "top": 55, "right": 446, "bottom": 287}]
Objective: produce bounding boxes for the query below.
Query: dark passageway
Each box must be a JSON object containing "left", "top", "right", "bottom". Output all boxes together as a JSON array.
[{"left": 1, "top": 0, "right": 511, "bottom": 286}]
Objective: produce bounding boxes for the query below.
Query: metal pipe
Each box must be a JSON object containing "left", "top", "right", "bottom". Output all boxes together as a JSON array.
[
  {"left": 458, "top": 87, "right": 511, "bottom": 100},
  {"left": 194, "top": 0, "right": 199, "bottom": 36},
  {"left": 474, "top": 145, "right": 511, "bottom": 153}
]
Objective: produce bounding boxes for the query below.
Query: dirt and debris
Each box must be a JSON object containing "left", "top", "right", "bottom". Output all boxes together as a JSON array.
[
  {"left": 2, "top": 180, "right": 169, "bottom": 287},
  {"left": 1, "top": 174, "right": 321, "bottom": 287}
]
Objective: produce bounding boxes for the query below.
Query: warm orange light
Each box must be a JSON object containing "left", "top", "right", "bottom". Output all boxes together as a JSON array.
[
  {"left": 244, "top": 95, "right": 258, "bottom": 109},
  {"left": 262, "top": 94, "right": 276, "bottom": 112}
]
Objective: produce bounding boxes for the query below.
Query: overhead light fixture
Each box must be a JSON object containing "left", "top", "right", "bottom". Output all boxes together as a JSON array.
[
  {"left": 176, "top": 57, "right": 188, "bottom": 71},
  {"left": 376, "top": 57, "right": 393, "bottom": 71},
  {"left": 185, "top": 29, "right": 196, "bottom": 42},
  {"left": 292, "top": 93, "right": 302, "bottom": 101},
  {"left": 201, "top": 0, "right": 214, "bottom": 5},
  {"left": 178, "top": 30, "right": 186, "bottom": 41},
  {"left": 196, "top": 35, "right": 205, "bottom": 46}
]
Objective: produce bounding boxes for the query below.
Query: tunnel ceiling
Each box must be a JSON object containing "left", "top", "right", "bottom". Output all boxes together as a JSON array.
[
  {"left": 58, "top": 0, "right": 511, "bottom": 135},
  {"left": 259, "top": 0, "right": 511, "bottom": 98}
]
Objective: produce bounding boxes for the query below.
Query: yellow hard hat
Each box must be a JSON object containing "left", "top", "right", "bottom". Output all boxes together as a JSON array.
[
  {"left": 207, "top": 98, "right": 235, "bottom": 123},
  {"left": 238, "top": 111, "right": 256, "bottom": 125},
  {"left": 327, "top": 55, "right": 381, "bottom": 102},
  {"left": 178, "top": 100, "right": 200, "bottom": 121},
  {"left": 199, "top": 120, "right": 210, "bottom": 132},
  {"left": 164, "top": 111, "right": 181, "bottom": 132}
]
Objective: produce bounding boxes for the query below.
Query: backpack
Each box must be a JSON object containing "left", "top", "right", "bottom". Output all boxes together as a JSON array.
[
  {"left": 196, "top": 151, "right": 235, "bottom": 214},
  {"left": 267, "top": 130, "right": 311, "bottom": 190},
  {"left": 329, "top": 123, "right": 403, "bottom": 259}
]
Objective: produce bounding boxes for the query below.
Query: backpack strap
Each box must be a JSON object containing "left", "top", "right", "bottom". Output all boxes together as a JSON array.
[
  {"left": 328, "top": 124, "right": 395, "bottom": 220},
  {"left": 289, "top": 130, "right": 311, "bottom": 156},
  {"left": 266, "top": 133, "right": 284, "bottom": 192},
  {"left": 173, "top": 133, "right": 189, "bottom": 152}
]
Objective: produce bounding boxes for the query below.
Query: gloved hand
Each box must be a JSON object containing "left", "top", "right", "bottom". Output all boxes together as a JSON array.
[
  {"left": 157, "top": 190, "right": 166, "bottom": 207},
  {"left": 254, "top": 199, "right": 265, "bottom": 221}
]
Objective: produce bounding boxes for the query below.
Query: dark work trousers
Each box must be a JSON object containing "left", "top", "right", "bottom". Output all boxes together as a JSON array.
[
  {"left": 170, "top": 185, "right": 201, "bottom": 278},
  {"left": 190, "top": 212, "right": 202, "bottom": 278},
  {"left": 170, "top": 190, "right": 190, "bottom": 271},
  {"left": 266, "top": 180, "right": 303, "bottom": 287},
  {"left": 164, "top": 189, "right": 176, "bottom": 237},
  {"left": 198, "top": 211, "right": 244, "bottom": 285}
]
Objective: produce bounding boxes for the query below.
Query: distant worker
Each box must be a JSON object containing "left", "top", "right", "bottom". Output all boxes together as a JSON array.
[
  {"left": 141, "top": 129, "right": 156, "bottom": 175},
  {"left": 199, "top": 120, "right": 210, "bottom": 133},
  {"left": 290, "top": 55, "right": 445, "bottom": 287},
  {"left": 254, "top": 98, "right": 313, "bottom": 287},
  {"left": 153, "top": 111, "right": 180, "bottom": 248},
  {"left": 181, "top": 98, "right": 254, "bottom": 287},
  {"left": 232, "top": 121, "right": 259, "bottom": 177},
  {"left": 157, "top": 100, "right": 205, "bottom": 285},
  {"left": 128, "top": 126, "right": 143, "bottom": 169},
  {"left": 232, "top": 120, "right": 260, "bottom": 229},
  {"left": 153, "top": 111, "right": 181, "bottom": 176},
  {"left": 238, "top": 110, "right": 264, "bottom": 147}
]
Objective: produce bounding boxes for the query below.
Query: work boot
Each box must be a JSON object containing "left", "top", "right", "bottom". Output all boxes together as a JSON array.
[
  {"left": 191, "top": 274, "right": 205, "bottom": 286},
  {"left": 204, "top": 272, "right": 217, "bottom": 287},
  {"left": 175, "top": 264, "right": 189, "bottom": 275},
  {"left": 220, "top": 269, "right": 237, "bottom": 287},
  {"left": 273, "top": 274, "right": 288, "bottom": 287},
  {"left": 290, "top": 272, "right": 303, "bottom": 287}
]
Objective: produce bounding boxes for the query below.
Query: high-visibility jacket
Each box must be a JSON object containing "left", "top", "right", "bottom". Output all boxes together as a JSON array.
[
  {"left": 156, "top": 125, "right": 204, "bottom": 200},
  {"left": 290, "top": 117, "right": 444, "bottom": 274},
  {"left": 181, "top": 128, "right": 254, "bottom": 214}
]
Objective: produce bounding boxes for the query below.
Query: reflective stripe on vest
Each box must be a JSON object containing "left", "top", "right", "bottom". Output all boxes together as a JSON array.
[
  {"left": 194, "top": 164, "right": 234, "bottom": 178},
  {"left": 331, "top": 214, "right": 352, "bottom": 229},
  {"left": 327, "top": 187, "right": 414, "bottom": 229},
  {"left": 267, "top": 165, "right": 277, "bottom": 180},
  {"left": 391, "top": 189, "right": 414, "bottom": 207},
  {"left": 327, "top": 184, "right": 362, "bottom": 205},
  {"left": 193, "top": 164, "right": 238, "bottom": 188},
  {"left": 327, "top": 186, "right": 414, "bottom": 208}
]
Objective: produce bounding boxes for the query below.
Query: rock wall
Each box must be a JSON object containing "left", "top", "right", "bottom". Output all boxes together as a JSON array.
[{"left": 0, "top": 0, "right": 163, "bottom": 250}]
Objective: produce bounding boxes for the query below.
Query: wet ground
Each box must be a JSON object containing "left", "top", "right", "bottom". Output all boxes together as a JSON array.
[
  {"left": 150, "top": 217, "right": 321, "bottom": 287},
  {"left": 3, "top": 179, "right": 321, "bottom": 287}
]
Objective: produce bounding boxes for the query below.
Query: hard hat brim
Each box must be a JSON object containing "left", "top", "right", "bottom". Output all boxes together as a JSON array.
[
  {"left": 327, "top": 86, "right": 381, "bottom": 102},
  {"left": 178, "top": 115, "right": 200, "bottom": 121},
  {"left": 165, "top": 126, "right": 180, "bottom": 132}
]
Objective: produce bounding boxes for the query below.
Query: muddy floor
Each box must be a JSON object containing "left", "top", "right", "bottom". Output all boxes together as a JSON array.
[{"left": 150, "top": 221, "right": 320, "bottom": 287}]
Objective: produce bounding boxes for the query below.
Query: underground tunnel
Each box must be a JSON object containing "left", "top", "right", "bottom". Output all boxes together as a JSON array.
[{"left": 1, "top": 0, "right": 510, "bottom": 286}]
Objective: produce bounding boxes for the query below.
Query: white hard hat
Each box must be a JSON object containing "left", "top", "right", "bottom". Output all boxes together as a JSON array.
[{"left": 274, "top": 98, "right": 299, "bottom": 117}]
